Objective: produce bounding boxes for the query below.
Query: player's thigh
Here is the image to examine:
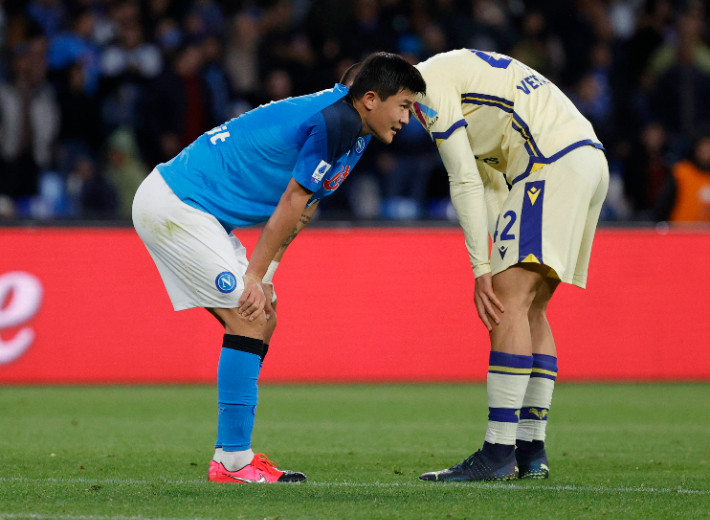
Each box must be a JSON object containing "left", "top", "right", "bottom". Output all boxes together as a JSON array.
[
  {"left": 491, "top": 146, "right": 602, "bottom": 287},
  {"left": 133, "top": 169, "right": 248, "bottom": 311},
  {"left": 492, "top": 263, "right": 548, "bottom": 311},
  {"left": 528, "top": 274, "right": 561, "bottom": 317}
]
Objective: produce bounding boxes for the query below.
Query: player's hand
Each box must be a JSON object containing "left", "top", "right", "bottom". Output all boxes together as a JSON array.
[
  {"left": 239, "top": 273, "right": 266, "bottom": 320},
  {"left": 263, "top": 283, "right": 277, "bottom": 320},
  {"left": 474, "top": 273, "right": 505, "bottom": 332}
]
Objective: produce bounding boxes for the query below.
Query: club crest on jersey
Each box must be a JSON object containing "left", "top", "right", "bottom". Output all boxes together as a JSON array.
[
  {"left": 324, "top": 165, "right": 351, "bottom": 191},
  {"left": 355, "top": 137, "right": 366, "bottom": 155},
  {"left": 413, "top": 102, "right": 439, "bottom": 130},
  {"left": 312, "top": 160, "right": 332, "bottom": 183},
  {"left": 215, "top": 272, "right": 237, "bottom": 293}
]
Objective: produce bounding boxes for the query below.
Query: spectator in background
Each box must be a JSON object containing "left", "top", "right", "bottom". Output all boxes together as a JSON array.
[
  {"left": 569, "top": 42, "right": 615, "bottom": 145},
  {"left": 48, "top": 7, "right": 101, "bottom": 95},
  {"left": 66, "top": 154, "right": 117, "bottom": 219},
  {"left": 201, "top": 35, "right": 231, "bottom": 124},
  {"left": 510, "top": 10, "right": 564, "bottom": 82},
  {"left": 104, "top": 127, "right": 148, "bottom": 219},
  {"left": 56, "top": 62, "right": 103, "bottom": 173},
  {"left": 341, "top": 0, "right": 395, "bottom": 61},
  {"left": 258, "top": 0, "right": 325, "bottom": 96},
  {"left": 26, "top": 0, "right": 65, "bottom": 39},
  {"left": 656, "top": 132, "right": 710, "bottom": 222},
  {"left": 224, "top": 9, "right": 261, "bottom": 103},
  {"left": 155, "top": 17, "right": 183, "bottom": 60},
  {"left": 263, "top": 68, "right": 292, "bottom": 103},
  {"left": 379, "top": 118, "right": 439, "bottom": 219},
  {"left": 183, "top": 0, "right": 224, "bottom": 41},
  {"left": 466, "top": 0, "right": 515, "bottom": 52},
  {"left": 0, "top": 37, "right": 60, "bottom": 202},
  {"left": 100, "top": 18, "right": 162, "bottom": 129},
  {"left": 648, "top": 2, "right": 710, "bottom": 149},
  {"left": 624, "top": 122, "right": 670, "bottom": 218},
  {"left": 138, "top": 44, "right": 214, "bottom": 167},
  {"left": 626, "top": 0, "right": 673, "bottom": 86}
]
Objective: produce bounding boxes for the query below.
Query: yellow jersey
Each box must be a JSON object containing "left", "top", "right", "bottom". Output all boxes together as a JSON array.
[{"left": 413, "top": 49, "right": 604, "bottom": 276}]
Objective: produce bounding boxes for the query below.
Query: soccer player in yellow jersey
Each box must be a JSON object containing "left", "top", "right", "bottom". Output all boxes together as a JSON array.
[{"left": 413, "top": 49, "right": 609, "bottom": 482}]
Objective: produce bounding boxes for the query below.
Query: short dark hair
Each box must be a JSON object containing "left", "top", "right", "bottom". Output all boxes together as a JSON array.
[
  {"left": 349, "top": 52, "right": 426, "bottom": 101},
  {"left": 340, "top": 62, "right": 364, "bottom": 87}
]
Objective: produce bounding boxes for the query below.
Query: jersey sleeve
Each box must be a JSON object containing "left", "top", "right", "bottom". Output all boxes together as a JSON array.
[
  {"left": 412, "top": 75, "right": 468, "bottom": 148},
  {"left": 439, "top": 129, "right": 491, "bottom": 278},
  {"left": 292, "top": 100, "right": 361, "bottom": 193}
]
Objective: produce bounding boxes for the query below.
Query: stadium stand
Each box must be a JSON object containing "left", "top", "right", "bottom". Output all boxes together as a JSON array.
[{"left": 0, "top": 0, "right": 709, "bottom": 223}]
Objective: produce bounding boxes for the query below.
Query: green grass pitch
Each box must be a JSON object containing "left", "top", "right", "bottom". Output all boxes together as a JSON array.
[{"left": 1, "top": 383, "right": 709, "bottom": 519}]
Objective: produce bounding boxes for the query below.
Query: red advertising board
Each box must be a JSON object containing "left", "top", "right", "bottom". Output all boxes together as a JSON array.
[{"left": 1, "top": 227, "right": 709, "bottom": 383}]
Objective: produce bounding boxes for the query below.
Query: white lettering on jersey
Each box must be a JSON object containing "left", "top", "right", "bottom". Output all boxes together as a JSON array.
[
  {"left": 0, "top": 272, "right": 43, "bottom": 365},
  {"left": 207, "top": 125, "right": 231, "bottom": 144},
  {"left": 312, "top": 160, "right": 331, "bottom": 182}
]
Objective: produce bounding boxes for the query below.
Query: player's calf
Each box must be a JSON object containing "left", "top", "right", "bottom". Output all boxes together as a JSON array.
[{"left": 516, "top": 353, "right": 557, "bottom": 479}]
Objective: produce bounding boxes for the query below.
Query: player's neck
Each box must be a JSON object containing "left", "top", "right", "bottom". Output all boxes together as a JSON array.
[{"left": 351, "top": 97, "right": 372, "bottom": 137}]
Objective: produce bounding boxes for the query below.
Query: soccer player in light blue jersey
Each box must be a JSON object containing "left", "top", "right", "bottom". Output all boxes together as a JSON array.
[{"left": 132, "top": 52, "right": 426, "bottom": 484}]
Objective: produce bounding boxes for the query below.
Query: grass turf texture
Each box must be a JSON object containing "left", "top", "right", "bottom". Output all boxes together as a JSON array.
[{"left": 0, "top": 384, "right": 708, "bottom": 519}]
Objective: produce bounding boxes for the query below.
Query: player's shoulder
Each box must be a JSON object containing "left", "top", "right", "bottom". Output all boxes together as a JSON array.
[
  {"left": 416, "top": 49, "right": 476, "bottom": 76},
  {"left": 315, "top": 95, "right": 362, "bottom": 158},
  {"left": 320, "top": 95, "right": 361, "bottom": 134}
]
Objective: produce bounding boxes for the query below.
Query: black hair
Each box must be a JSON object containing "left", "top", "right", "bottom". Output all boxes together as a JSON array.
[
  {"left": 340, "top": 62, "right": 364, "bottom": 87},
  {"left": 349, "top": 52, "right": 426, "bottom": 101}
]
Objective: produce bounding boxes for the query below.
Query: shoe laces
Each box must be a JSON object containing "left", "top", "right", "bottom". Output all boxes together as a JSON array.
[
  {"left": 252, "top": 453, "right": 279, "bottom": 474},
  {"left": 454, "top": 450, "right": 485, "bottom": 471}
]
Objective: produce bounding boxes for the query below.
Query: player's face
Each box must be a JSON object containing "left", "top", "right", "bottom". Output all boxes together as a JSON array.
[{"left": 366, "top": 89, "right": 416, "bottom": 144}]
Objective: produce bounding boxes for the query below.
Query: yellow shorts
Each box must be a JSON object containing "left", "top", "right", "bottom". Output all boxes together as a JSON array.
[{"left": 490, "top": 145, "right": 609, "bottom": 288}]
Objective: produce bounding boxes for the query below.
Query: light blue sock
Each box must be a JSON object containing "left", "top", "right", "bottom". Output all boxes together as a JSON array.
[{"left": 215, "top": 335, "right": 263, "bottom": 451}]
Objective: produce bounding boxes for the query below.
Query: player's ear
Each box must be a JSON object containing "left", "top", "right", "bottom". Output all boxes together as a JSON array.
[{"left": 362, "top": 91, "right": 377, "bottom": 111}]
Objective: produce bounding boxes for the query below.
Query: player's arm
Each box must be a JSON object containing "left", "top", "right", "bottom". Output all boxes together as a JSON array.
[
  {"left": 260, "top": 200, "right": 319, "bottom": 317},
  {"left": 478, "top": 161, "right": 509, "bottom": 238},
  {"left": 241, "top": 104, "right": 344, "bottom": 319},
  {"left": 273, "top": 200, "right": 319, "bottom": 262},
  {"left": 239, "top": 179, "right": 313, "bottom": 319},
  {"left": 438, "top": 129, "right": 504, "bottom": 330}
]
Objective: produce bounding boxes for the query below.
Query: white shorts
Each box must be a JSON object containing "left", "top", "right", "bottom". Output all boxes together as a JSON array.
[
  {"left": 491, "top": 146, "right": 609, "bottom": 288},
  {"left": 132, "top": 169, "right": 248, "bottom": 311}
]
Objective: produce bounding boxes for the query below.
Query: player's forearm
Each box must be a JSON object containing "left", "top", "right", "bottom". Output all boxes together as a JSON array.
[
  {"left": 479, "top": 163, "right": 509, "bottom": 238},
  {"left": 450, "top": 180, "right": 490, "bottom": 277},
  {"left": 246, "top": 181, "right": 312, "bottom": 279},
  {"left": 438, "top": 131, "right": 490, "bottom": 277},
  {"left": 272, "top": 202, "right": 318, "bottom": 262}
]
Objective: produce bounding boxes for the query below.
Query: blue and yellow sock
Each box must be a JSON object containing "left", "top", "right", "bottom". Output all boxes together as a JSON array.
[
  {"left": 484, "top": 351, "right": 533, "bottom": 456},
  {"left": 517, "top": 353, "right": 557, "bottom": 444}
]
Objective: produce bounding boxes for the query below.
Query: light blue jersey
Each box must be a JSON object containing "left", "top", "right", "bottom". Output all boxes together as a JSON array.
[{"left": 157, "top": 83, "right": 371, "bottom": 231}]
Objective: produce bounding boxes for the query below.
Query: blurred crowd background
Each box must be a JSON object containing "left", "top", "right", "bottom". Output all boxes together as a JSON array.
[{"left": 0, "top": 0, "right": 709, "bottom": 223}]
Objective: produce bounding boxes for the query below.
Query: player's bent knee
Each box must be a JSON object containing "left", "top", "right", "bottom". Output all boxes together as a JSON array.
[
  {"left": 266, "top": 310, "right": 278, "bottom": 330},
  {"left": 214, "top": 307, "right": 267, "bottom": 338},
  {"left": 527, "top": 305, "right": 547, "bottom": 324}
]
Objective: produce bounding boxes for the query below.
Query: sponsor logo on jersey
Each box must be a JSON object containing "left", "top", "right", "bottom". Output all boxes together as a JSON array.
[
  {"left": 215, "top": 272, "right": 237, "bottom": 293},
  {"left": 498, "top": 245, "right": 508, "bottom": 259},
  {"left": 312, "top": 160, "right": 332, "bottom": 183},
  {"left": 355, "top": 137, "right": 366, "bottom": 155},
  {"left": 527, "top": 186, "right": 541, "bottom": 205},
  {"left": 413, "top": 102, "right": 439, "bottom": 130},
  {"left": 324, "top": 165, "right": 351, "bottom": 191}
]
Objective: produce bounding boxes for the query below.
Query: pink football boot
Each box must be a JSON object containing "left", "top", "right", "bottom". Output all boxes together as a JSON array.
[{"left": 209, "top": 453, "right": 306, "bottom": 483}]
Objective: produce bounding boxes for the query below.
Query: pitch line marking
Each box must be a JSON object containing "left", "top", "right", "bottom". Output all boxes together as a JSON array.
[{"left": 0, "top": 477, "right": 708, "bottom": 495}]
